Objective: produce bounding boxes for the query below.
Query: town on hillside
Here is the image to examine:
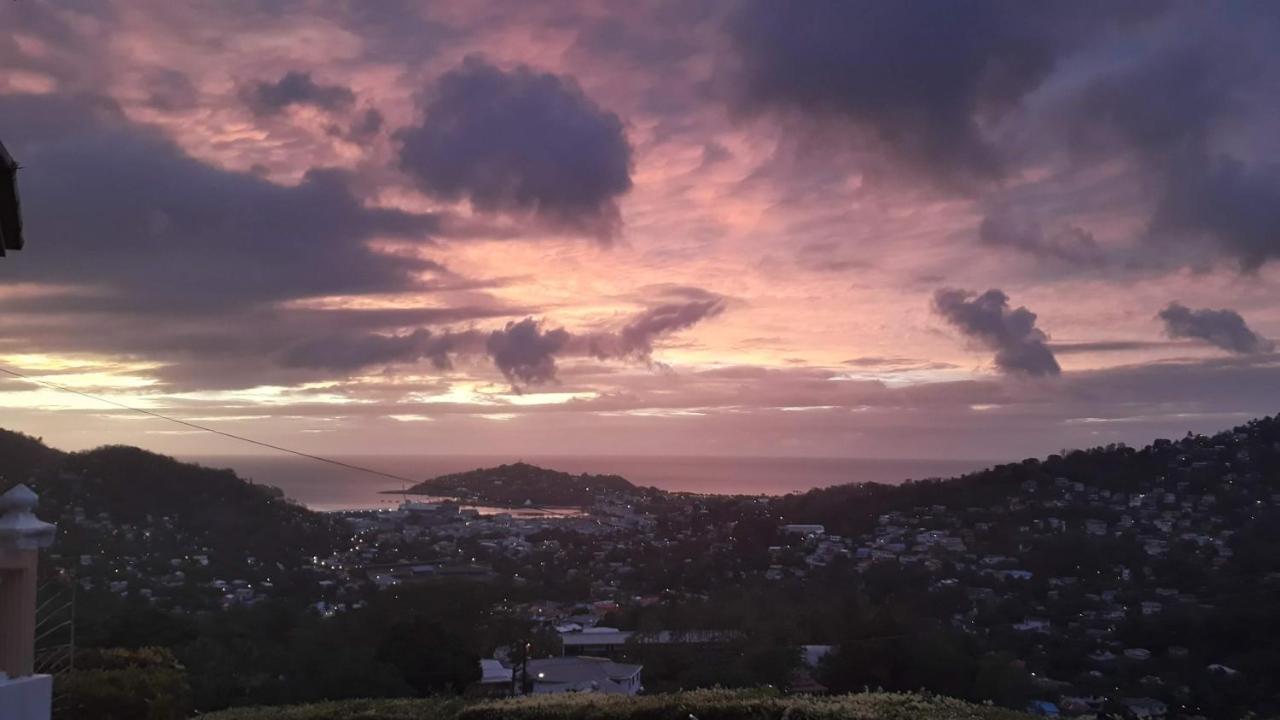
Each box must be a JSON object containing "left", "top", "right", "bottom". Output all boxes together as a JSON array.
[{"left": 1, "top": 415, "right": 1278, "bottom": 718}]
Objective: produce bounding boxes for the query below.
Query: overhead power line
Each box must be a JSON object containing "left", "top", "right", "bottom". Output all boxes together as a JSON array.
[{"left": 0, "top": 365, "right": 420, "bottom": 488}]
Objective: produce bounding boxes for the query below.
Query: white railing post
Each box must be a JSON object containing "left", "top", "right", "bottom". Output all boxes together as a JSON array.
[{"left": 0, "top": 483, "right": 57, "bottom": 720}]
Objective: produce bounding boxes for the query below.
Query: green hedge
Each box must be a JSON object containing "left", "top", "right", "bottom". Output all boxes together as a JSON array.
[
  {"left": 59, "top": 647, "right": 192, "bottom": 720},
  {"left": 198, "top": 691, "right": 1028, "bottom": 720},
  {"left": 458, "top": 690, "right": 1029, "bottom": 720},
  {"left": 197, "top": 698, "right": 461, "bottom": 720}
]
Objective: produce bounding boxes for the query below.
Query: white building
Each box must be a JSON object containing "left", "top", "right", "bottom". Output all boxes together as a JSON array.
[{"left": 527, "top": 656, "right": 642, "bottom": 695}]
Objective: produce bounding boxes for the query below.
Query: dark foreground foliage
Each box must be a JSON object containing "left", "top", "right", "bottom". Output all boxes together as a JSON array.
[
  {"left": 57, "top": 647, "right": 192, "bottom": 720},
  {"left": 200, "top": 690, "right": 1031, "bottom": 720}
]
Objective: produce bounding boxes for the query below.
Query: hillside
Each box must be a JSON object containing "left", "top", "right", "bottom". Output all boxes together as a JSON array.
[
  {"left": 0, "top": 427, "right": 64, "bottom": 478},
  {"left": 756, "top": 414, "right": 1280, "bottom": 718},
  {"left": 0, "top": 429, "right": 345, "bottom": 619},
  {"left": 200, "top": 689, "right": 1032, "bottom": 720},
  {"left": 403, "top": 461, "right": 640, "bottom": 507},
  {"left": 8, "top": 417, "right": 1280, "bottom": 717},
  {"left": 774, "top": 414, "right": 1280, "bottom": 537}
]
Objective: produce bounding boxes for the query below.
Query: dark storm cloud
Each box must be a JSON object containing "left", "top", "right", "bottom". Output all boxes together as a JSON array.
[
  {"left": 726, "top": 1, "right": 1280, "bottom": 274},
  {"left": 1066, "top": 48, "right": 1231, "bottom": 167},
  {"left": 280, "top": 328, "right": 484, "bottom": 372},
  {"left": 583, "top": 297, "right": 726, "bottom": 361},
  {"left": 480, "top": 294, "right": 726, "bottom": 387},
  {"left": 1153, "top": 156, "right": 1280, "bottom": 272},
  {"left": 343, "top": 108, "right": 385, "bottom": 142},
  {"left": 617, "top": 298, "right": 725, "bottom": 355},
  {"left": 0, "top": 293, "right": 523, "bottom": 391},
  {"left": 244, "top": 71, "right": 356, "bottom": 116},
  {"left": 184, "top": 290, "right": 725, "bottom": 384},
  {"left": 0, "top": 92, "right": 536, "bottom": 390},
  {"left": 933, "top": 288, "right": 1061, "bottom": 377},
  {"left": 486, "top": 318, "right": 572, "bottom": 386},
  {"left": 397, "top": 56, "right": 633, "bottom": 241},
  {"left": 978, "top": 211, "right": 1104, "bottom": 266},
  {"left": 727, "top": 0, "right": 1159, "bottom": 185},
  {"left": 4, "top": 93, "right": 439, "bottom": 311},
  {"left": 1063, "top": 40, "right": 1280, "bottom": 270},
  {"left": 1158, "top": 302, "right": 1274, "bottom": 354}
]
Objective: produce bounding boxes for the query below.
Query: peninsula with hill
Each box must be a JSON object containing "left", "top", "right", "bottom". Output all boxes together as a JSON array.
[{"left": 388, "top": 461, "right": 645, "bottom": 508}]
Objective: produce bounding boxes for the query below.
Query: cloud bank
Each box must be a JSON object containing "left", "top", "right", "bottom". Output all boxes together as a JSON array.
[
  {"left": 1158, "top": 302, "right": 1274, "bottom": 354},
  {"left": 727, "top": 1, "right": 1159, "bottom": 186},
  {"left": 398, "top": 57, "right": 634, "bottom": 241},
  {"left": 244, "top": 71, "right": 356, "bottom": 116},
  {"left": 933, "top": 288, "right": 1061, "bottom": 377}
]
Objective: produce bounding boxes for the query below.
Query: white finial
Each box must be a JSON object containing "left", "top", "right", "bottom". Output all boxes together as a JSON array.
[
  {"left": 0, "top": 483, "right": 39, "bottom": 512},
  {"left": 0, "top": 483, "right": 56, "bottom": 549}
]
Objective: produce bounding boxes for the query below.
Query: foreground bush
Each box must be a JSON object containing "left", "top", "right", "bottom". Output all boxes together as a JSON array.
[
  {"left": 460, "top": 690, "right": 1029, "bottom": 720},
  {"left": 196, "top": 698, "right": 462, "bottom": 720},
  {"left": 198, "top": 691, "right": 1029, "bottom": 720},
  {"left": 58, "top": 647, "right": 192, "bottom": 720}
]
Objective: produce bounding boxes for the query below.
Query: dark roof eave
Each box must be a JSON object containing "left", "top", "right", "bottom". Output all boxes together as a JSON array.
[{"left": 0, "top": 138, "right": 24, "bottom": 254}]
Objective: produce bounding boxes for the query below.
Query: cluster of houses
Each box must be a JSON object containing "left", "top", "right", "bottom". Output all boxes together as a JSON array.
[
  {"left": 47, "top": 503, "right": 299, "bottom": 611},
  {"left": 474, "top": 656, "right": 644, "bottom": 696},
  {"left": 468, "top": 601, "right": 651, "bottom": 697},
  {"left": 778, "top": 432, "right": 1273, "bottom": 717}
]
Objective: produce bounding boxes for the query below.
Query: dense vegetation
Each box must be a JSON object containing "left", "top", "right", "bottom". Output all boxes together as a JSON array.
[
  {"left": 63, "top": 585, "right": 532, "bottom": 713},
  {"left": 201, "top": 690, "right": 1030, "bottom": 720},
  {"left": 0, "top": 431, "right": 503, "bottom": 714},
  {"left": 403, "top": 461, "right": 639, "bottom": 507},
  {"left": 56, "top": 647, "right": 192, "bottom": 720},
  {"left": 199, "top": 697, "right": 462, "bottom": 720},
  {"left": 0, "top": 429, "right": 344, "bottom": 595},
  {"left": 768, "top": 417, "right": 1280, "bottom": 718}
]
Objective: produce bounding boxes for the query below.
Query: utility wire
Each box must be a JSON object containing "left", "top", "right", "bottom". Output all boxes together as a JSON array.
[{"left": 0, "top": 365, "right": 421, "bottom": 488}]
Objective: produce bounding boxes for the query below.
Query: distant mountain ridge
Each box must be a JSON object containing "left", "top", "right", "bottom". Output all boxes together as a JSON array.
[{"left": 402, "top": 461, "right": 640, "bottom": 507}]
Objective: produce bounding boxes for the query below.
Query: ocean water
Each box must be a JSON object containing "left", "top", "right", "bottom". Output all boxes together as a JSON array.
[{"left": 182, "top": 455, "right": 993, "bottom": 512}]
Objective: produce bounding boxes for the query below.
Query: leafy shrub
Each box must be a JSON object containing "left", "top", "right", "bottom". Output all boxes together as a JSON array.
[
  {"left": 57, "top": 647, "right": 192, "bottom": 720},
  {"left": 74, "top": 647, "right": 184, "bottom": 671},
  {"left": 197, "top": 697, "right": 462, "bottom": 720},
  {"left": 458, "top": 690, "right": 1029, "bottom": 720},
  {"left": 197, "top": 691, "right": 1029, "bottom": 720}
]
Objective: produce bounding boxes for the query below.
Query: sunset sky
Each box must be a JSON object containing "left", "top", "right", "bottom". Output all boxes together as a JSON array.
[{"left": 2, "top": 1, "right": 1279, "bottom": 460}]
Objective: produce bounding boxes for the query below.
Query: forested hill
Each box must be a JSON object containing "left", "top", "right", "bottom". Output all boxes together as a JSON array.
[
  {"left": 404, "top": 461, "right": 640, "bottom": 506},
  {"left": 774, "top": 413, "right": 1280, "bottom": 537},
  {"left": 0, "top": 429, "right": 343, "bottom": 598},
  {"left": 0, "top": 426, "right": 63, "bottom": 478}
]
